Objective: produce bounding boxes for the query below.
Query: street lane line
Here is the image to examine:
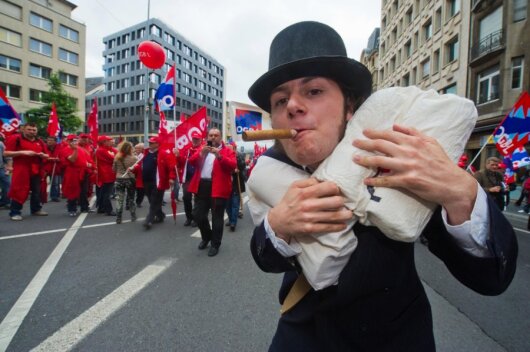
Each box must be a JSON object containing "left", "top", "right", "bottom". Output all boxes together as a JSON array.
[
  {"left": 30, "top": 258, "right": 175, "bottom": 352},
  {"left": 513, "top": 226, "right": 530, "bottom": 234},
  {"left": 0, "top": 213, "right": 88, "bottom": 352},
  {"left": 0, "top": 228, "right": 67, "bottom": 241}
]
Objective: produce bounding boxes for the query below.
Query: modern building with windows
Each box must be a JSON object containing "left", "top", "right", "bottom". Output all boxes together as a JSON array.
[
  {"left": 93, "top": 18, "right": 225, "bottom": 141},
  {"left": 377, "top": 0, "right": 471, "bottom": 96},
  {"left": 0, "top": 0, "right": 85, "bottom": 119},
  {"left": 466, "top": 0, "right": 529, "bottom": 163}
]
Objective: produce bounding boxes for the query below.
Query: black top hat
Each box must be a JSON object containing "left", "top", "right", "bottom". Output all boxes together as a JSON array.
[{"left": 248, "top": 21, "right": 372, "bottom": 112}]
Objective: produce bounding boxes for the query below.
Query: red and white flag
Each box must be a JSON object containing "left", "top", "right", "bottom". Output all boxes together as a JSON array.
[
  {"left": 87, "top": 98, "right": 98, "bottom": 145},
  {"left": 47, "top": 102, "right": 60, "bottom": 137},
  {"left": 160, "top": 106, "right": 208, "bottom": 152},
  {"left": 158, "top": 108, "right": 169, "bottom": 137}
]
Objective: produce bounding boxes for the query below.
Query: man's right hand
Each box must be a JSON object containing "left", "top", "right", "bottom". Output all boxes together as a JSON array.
[{"left": 267, "top": 178, "right": 352, "bottom": 243}]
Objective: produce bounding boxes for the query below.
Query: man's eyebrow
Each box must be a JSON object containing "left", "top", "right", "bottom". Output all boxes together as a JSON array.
[{"left": 270, "top": 77, "right": 320, "bottom": 96}]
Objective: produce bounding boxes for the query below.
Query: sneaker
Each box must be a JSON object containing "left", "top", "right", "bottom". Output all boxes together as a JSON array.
[
  {"left": 184, "top": 219, "right": 192, "bottom": 226},
  {"left": 116, "top": 217, "right": 122, "bottom": 224},
  {"left": 32, "top": 210, "right": 48, "bottom": 216},
  {"left": 131, "top": 213, "right": 137, "bottom": 222},
  {"left": 191, "top": 221, "right": 198, "bottom": 227},
  {"left": 51, "top": 198, "right": 60, "bottom": 202},
  {"left": 69, "top": 212, "right": 77, "bottom": 217},
  {"left": 518, "top": 209, "right": 526, "bottom": 213},
  {"left": 10, "top": 215, "right": 23, "bottom": 221}
]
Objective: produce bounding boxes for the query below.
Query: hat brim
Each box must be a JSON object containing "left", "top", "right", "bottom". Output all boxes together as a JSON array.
[{"left": 248, "top": 56, "right": 372, "bottom": 112}]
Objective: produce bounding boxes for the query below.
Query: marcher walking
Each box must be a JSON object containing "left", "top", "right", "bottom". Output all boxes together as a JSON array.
[{"left": 112, "top": 141, "right": 137, "bottom": 224}]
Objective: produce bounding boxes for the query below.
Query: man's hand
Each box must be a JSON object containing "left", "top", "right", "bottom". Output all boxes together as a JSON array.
[
  {"left": 268, "top": 178, "right": 353, "bottom": 243},
  {"left": 169, "top": 179, "right": 175, "bottom": 186},
  {"left": 200, "top": 146, "right": 209, "bottom": 157},
  {"left": 353, "top": 124, "right": 477, "bottom": 225},
  {"left": 173, "top": 148, "right": 180, "bottom": 158},
  {"left": 489, "top": 186, "right": 502, "bottom": 193},
  {"left": 210, "top": 147, "right": 220, "bottom": 158},
  {"left": 38, "top": 152, "right": 49, "bottom": 159}
]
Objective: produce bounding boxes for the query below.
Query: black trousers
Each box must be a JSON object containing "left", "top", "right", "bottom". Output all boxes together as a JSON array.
[
  {"left": 79, "top": 174, "right": 90, "bottom": 211},
  {"left": 10, "top": 175, "right": 42, "bottom": 216},
  {"left": 192, "top": 179, "right": 226, "bottom": 248},
  {"left": 98, "top": 182, "right": 114, "bottom": 214},
  {"left": 182, "top": 181, "right": 193, "bottom": 221},
  {"left": 136, "top": 187, "right": 145, "bottom": 206},
  {"left": 144, "top": 180, "right": 165, "bottom": 224}
]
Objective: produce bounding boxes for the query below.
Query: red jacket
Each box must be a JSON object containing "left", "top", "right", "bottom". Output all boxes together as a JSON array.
[
  {"left": 188, "top": 143, "right": 236, "bottom": 199},
  {"left": 60, "top": 145, "right": 91, "bottom": 200},
  {"left": 133, "top": 148, "right": 177, "bottom": 190},
  {"left": 5, "top": 134, "right": 47, "bottom": 204},
  {"left": 96, "top": 146, "right": 117, "bottom": 185}
]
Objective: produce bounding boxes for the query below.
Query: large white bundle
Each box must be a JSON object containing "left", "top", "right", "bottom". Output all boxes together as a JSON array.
[{"left": 247, "top": 86, "right": 477, "bottom": 290}]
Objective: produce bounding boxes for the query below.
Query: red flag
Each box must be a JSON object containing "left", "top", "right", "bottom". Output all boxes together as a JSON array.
[
  {"left": 47, "top": 102, "right": 60, "bottom": 137},
  {"left": 0, "top": 87, "right": 21, "bottom": 138},
  {"left": 180, "top": 113, "right": 186, "bottom": 123},
  {"left": 87, "top": 98, "right": 98, "bottom": 146},
  {"left": 158, "top": 108, "right": 169, "bottom": 137},
  {"left": 493, "top": 91, "right": 530, "bottom": 156},
  {"left": 160, "top": 106, "right": 208, "bottom": 152}
]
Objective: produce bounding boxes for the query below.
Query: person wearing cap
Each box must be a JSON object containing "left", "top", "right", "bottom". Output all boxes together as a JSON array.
[
  {"left": 135, "top": 136, "right": 176, "bottom": 229},
  {"left": 4, "top": 122, "right": 49, "bottom": 220},
  {"left": 95, "top": 135, "right": 117, "bottom": 215},
  {"left": 60, "top": 135, "right": 93, "bottom": 216},
  {"left": 247, "top": 21, "right": 517, "bottom": 351},
  {"left": 225, "top": 141, "right": 246, "bottom": 231},
  {"left": 79, "top": 133, "right": 96, "bottom": 199},
  {"left": 188, "top": 128, "right": 236, "bottom": 256},
  {"left": 177, "top": 131, "right": 203, "bottom": 226}
]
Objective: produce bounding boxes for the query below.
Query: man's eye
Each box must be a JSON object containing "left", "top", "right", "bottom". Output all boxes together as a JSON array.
[
  {"left": 273, "top": 97, "right": 288, "bottom": 107},
  {"left": 308, "top": 88, "right": 322, "bottom": 96}
]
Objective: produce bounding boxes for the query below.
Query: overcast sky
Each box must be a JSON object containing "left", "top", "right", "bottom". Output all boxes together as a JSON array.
[{"left": 72, "top": 0, "right": 382, "bottom": 105}]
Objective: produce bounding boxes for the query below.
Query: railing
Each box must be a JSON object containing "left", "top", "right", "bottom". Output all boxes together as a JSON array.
[{"left": 470, "top": 29, "right": 504, "bottom": 61}]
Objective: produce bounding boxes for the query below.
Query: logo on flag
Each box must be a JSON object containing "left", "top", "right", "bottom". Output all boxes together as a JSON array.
[
  {"left": 154, "top": 65, "right": 176, "bottom": 111},
  {"left": 235, "top": 109, "right": 262, "bottom": 134},
  {"left": 0, "top": 87, "right": 21, "bottom": 137},
  {"left": 493, "top": 92, "right": 530, "bottom": 156}
]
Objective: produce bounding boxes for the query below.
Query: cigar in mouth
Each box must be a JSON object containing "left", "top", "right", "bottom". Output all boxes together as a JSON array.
[{"left": 242, "top": 129, "right": 297, "bottom": 141}]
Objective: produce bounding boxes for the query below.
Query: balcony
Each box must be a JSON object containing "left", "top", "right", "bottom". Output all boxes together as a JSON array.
[
  {"left": 472, "top": 0, "right": 495, "bottom": 12},
  {"left": 470, "top": 29, "right": 504, "bottom": 62}
]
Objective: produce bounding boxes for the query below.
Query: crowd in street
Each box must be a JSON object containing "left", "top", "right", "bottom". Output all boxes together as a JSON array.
[{"left": 0, "top": 123, "right": 247, "bottom": 257}]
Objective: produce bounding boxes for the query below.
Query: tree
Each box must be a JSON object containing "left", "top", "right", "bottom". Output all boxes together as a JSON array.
[{"left": 25, "top": 72, "right": 83, "bottom": 137}]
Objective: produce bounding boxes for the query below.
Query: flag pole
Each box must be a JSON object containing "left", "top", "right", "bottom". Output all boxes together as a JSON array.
[
  {"left": 143, "top": 0, "right": 151, "bottom": 144},
  {"left": 467, "top": 134, "right": 493, "bottom": 171}
]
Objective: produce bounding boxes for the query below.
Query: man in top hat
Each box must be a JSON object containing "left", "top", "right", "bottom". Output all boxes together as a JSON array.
[
  {"left": 188, "top": 128, "right": 236, "bottom": 256},
  {"left": 135, "top": 136, "right": 176, "bottom": 229},
  {"left": 248, "top": 21, "right": 517, "bottom": 351},
  {"left": 95, "top": 135, "right": 117, "bottom": 215},
  {"left": 4, "top": 122, "right": 49, "bottom": 220},
  {"left": 60, "top": 135, "right": 93, "bottom": 216}
]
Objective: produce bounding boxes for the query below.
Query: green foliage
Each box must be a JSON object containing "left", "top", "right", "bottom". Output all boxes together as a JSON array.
[{"left": 25, "top": 72, "right": 83, "bottom": 137}]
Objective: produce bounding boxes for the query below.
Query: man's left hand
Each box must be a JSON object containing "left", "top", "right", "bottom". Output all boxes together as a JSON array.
[{"left": 353, "top": 124, "right": 477, "bottom": 225}]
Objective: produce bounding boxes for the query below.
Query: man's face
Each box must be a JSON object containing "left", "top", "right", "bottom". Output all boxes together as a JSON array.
[
  {"left": 208, "top": 129, "right": 222, "bottom": 148},
  {"left": 68, "top": 138, "right": 79, "bottom": 147},
  {"left": 46, "top": 138, "right": 56, "bottom": 147},
  {"left": 104, "top": 140, "right": 113, "bottom": 148},
  {"left": 23, "top": 125, "right": 38, "bottom": 139},
  {"left": 134, "top": 146, "right": 144, "bottom": 155},
  {"left": 191, "top": 137, "right": 202, "bottom": 147},
  {"left": 486, "top": 160, "right": 499, "bottom": 172},
  {"left": 269, "top": 77, "right": 352, "bottom": 168},
  {"left": 79, "top": 138, "right": 89, "bottom": 146},
  {"left": 148, "top": 142, "right": 159, "bottom": 151}
]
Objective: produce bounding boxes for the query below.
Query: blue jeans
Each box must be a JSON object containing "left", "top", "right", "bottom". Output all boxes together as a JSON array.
[
  {"left": 0, "top": 167, "right": 10, "bottom": 206},
  {"left": 225, "top": 191, "right": 240, "bottom": 226}
]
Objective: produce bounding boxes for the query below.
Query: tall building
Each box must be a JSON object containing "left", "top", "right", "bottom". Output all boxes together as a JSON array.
[
  {"left": 378, "top": 0, "right": 471, "bottom": 96},
  {"left": 360, "top": 28, "right": 380, "bottom": 93},
  {"left": 466, "top": 0, "right": 529, "bottom": 164},
  {"left": 94, "top": 18, "right": 225, "bottom": 141},
  {"left": 0, "top": 0, "right": 86, "bottom": 119}
]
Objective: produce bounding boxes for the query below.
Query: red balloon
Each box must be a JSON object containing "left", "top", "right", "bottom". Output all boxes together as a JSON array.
[{"left": 138, "top": 41, "right": 166, "bottom": 69}]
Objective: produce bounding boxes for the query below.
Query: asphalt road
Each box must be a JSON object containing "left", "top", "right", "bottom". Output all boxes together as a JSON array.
[{"left": 1, "top": 194, "right": 529, "bottom": 351}]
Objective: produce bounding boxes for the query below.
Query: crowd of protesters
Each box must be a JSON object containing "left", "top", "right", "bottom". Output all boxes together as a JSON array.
[{"left": 1, "top": 123, "right": 251, "bottom": 257}]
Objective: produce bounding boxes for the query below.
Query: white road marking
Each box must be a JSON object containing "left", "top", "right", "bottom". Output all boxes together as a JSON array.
[
  {"left": 30, "top": 258, "right": 174, "bottom": 352},
  {"left": 0, "top": 228, "right": 67, "bottom": 241},
  {"left": 0, "top": 213, "right": 88, "bottom": 352}
]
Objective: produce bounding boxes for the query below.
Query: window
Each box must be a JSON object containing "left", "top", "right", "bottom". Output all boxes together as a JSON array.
[
  {"left": 29, "top": 63, "right": 51, "bottom": 79},
  {"left": 421, "top": 59, "right": 430, "bottom": 78},
  {"left": 445, "top": 36, "right": 459, "bottom": 63},
  {"left": 30, "top": 12, "right": 52, "bottom": 32},
  {"left": 0, "top": 27, "right": 22, "bottom": 46},
  {"left": 59, "top": 48, "right": 78, "bottom": 65},
  {"left": 511, "top": 57, "right": 524, "bottom": 89},
  {"left": 441, "top": 83, "right": 457, "bottom": 94},
  {"left": 59, "top": 72, "right": 78, "bottom": 87},
  {"left": 150, "top": 73, "right": 160, "bottom": 84},
  {"left": 0, "top": 82, "right": 20, "bottom": 98},
  {"left": 166, "top": 49, "right": 174, "bottom": 61},
  {"left": 402, "top": 73, "right": 410, "bottom": 86},
  {"left": 405, "top": 40, "right": 412, "bottom": 58},
  {"left": 29, "top": 88, "right": 46, "bottom": 102},
  {"left": 477, "top": 65, "right": 500, "bottom": 104},
  {"left": 514, "top": 0, "right": 527, "bottom": 22},
  {"left": 59, "top": 25, "right": 79, "bottom": 42},
  {"left": 433, "top": 49, "right": 440, "bottom": 73},
  {"left": 447, "top": 0, "right": 460, "bottom": 18},
  {"left": 150, "top": 25, "right": 161, "bottom": 37},
  {"left": 423, "top": 20, "right": 432, "bottom": 41},
  {"left": 30, "top": 38, "right": 52, "bottom": 56},
  {"left": 479, "top": 7, "right": 502, "bottom": 42},
  {"left": 0, "top": 0, "right": 22, "bottom": 19},
  {"left": 164, "top": 32, "right": 175, "bottom": 45},
  {"left": 0, "top": 54, "right": 21, "bottom": 72},
  {"left": 434, "top": 8, "right": 442, "bottom": 31}
]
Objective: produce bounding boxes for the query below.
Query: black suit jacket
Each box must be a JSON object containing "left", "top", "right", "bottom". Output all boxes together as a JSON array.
[{"left": 250, "top": 149, "right": 518, "bottom": 352}]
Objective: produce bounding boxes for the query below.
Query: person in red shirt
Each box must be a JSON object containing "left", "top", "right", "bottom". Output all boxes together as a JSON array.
[
  {"left": 60, "top": 135, "right": 93, "bottom": 216},
  {"left": 79, "top": 133, "right": 96, "bottom": 199},
  {"left": 96, "top": 135, "right": 117, "bottom": 215},
  {"left": 45, "top": 136, "right": 63, "bottom": 202},
  {"left": 177, "top": 132, "right": 203, "bottom": 226},
  {"left": 188, "top": 128, "right": 236, "bottom": 256},
  {"left": 4, "top": 123, "right": 49, "bottom": 220}
]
